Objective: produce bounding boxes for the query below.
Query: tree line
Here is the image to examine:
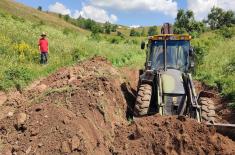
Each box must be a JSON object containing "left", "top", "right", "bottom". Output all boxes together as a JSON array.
[
  {"left": 174, "top": 7, "right": 235, "bottom": 37},
  {"left": 129, "top": 6, "right": 235, "bottom": 38},
  {"left": 39, "top": 5, "right": 235, "bottom": 38}
]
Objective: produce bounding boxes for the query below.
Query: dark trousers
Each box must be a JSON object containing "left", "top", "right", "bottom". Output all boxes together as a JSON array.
[{"left": 40, "top": 52, "right": 48, "bottom": 64}]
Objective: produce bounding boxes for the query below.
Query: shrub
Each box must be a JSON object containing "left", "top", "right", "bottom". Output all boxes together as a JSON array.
[
  {"left": 37, "top": 6, "right": 42, "bottom": 11},
  {"left": 225, "top": 59, "right": 235, "bottom": 73},
  {"left": 109, "top": 37, "right": 122, "bottom": 44},
  {"left": 72, "top": 48, "right": 81, "bottom": 61},
  {"left": 89, "top": 33, "right": 101, "bottom": 41},
  {"left": 39, "top": 20, "right": 45, "bottom": 25},
  {"left": 14, "top": 41, "right": 38, "bottom": 63},
  {"left": 3, "top": 67, "right": 33, "bottom": 91},
  {"left": 229, "top": 103, "right": 235, "bottom": 109},
  {"left": 148, "top": 26, "right": 158, "bottom": 36},
  {"left": 130, "top": 29, "right": 140, "bottom": 36},
  {"left": 104, "top": 22, "right": 111, "bottom": 34},
  {"left": 11, "top": 15, "right": 25, "bottom": 22},
  {"left": 64, "top": 15, "right": 70, "bottom": 22},
  {"left": 63, "top": 28, "right": 73, "bottom": 35},
  {"left": 217, "top": 27, "right": 234, "bottom": 39},
  {"left": 117, "top": 31, "right": 125, "bottom": 38}
]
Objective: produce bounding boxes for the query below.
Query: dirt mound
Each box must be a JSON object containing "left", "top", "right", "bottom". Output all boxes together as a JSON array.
[
  {"left": 114, "top": 115, "right": 235, "bottom": 155},
  {"left": 0, "top": 57, "right": 127, "bottom": 155},
  {"left": 0, "top": 57, "right": 234, "bottom": 155}
]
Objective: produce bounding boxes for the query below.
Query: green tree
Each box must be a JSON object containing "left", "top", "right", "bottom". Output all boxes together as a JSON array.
[
  {"left": 148, "top": 26, "right": 158, "bottom": 36},
  {"left": 130, "top": 29, "right": 140, "bottom": 36},
  {"left": 111, "top": 25, "right": 118, "bottom": 32},
  {"left": 104, "top": 22, "right": 111, "bottom": 34},
  {"left": 76, "top": 16, "right": 87, "bottom": 29},
  {"left": 64, "top": 15, "right": 70, "bottom": 22},
  {"left": 141, "top": 28, "right": 146, "bottom": 36},
  {"left": 174, "top": 9, "right": 205, "bottom": 37},
  {"left": 207, "top": 7, "right": 235, "bottom": 29},
  {"left": 37, "top": 6, "right": 42, "bottom": 11},
  {"left": 91, "top": 25, "right": 100, "bottom": 34},
  {"left": 224, "top": 10, "right": 235, "bottom": 27},
  {"left": 207, "top": 7, "right": 224, "bottom": 29},
  {"left": 58, "top": 14, "right": 62, "bottom": 18}
]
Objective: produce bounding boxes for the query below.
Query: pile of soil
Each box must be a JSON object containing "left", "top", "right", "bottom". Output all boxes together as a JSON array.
[
  {"left": 114, "top": 115, "right": 235, "bottom": 155},
  {"left": 0, "top": 57, "right": 234, "bottom": 155},
  {"left": 0, "top": 57, "right": 127, "bottom": 155}
]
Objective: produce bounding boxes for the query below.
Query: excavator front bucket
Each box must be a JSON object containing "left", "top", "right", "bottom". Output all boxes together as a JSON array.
[{"left": 206, "top": 122, "right": 235, "bottom": 140}]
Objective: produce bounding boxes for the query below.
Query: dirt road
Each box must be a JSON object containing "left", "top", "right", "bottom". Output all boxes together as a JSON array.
[{"left": 0, "top": 57, "right": 234, "bottom": 155}]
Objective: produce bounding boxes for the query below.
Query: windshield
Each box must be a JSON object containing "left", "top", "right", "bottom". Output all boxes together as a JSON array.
[{"left": 150, "top": 40, "right": 190, "bottom": 71}]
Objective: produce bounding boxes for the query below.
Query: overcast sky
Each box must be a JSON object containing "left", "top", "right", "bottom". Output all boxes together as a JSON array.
[{"left": 15, "top": 0, "right": 235, "bottom": 27}]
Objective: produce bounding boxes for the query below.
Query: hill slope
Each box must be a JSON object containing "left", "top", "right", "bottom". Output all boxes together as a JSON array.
[
  {"left": 192, "top": 29, "right": 235, "bottom": 100},
  {"left": 0, "top": 0, "right": 144, "bottom": 91},
  {"left": 0, "top": 0, "right": 86, "bottom": 33}
]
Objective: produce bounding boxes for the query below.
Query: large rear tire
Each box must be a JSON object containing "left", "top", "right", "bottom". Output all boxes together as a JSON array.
[
  {"left": 134, "top": 84, "right": 152, "bottom": 116},
  {"left": 198, "top": 97, "right": 216, "bottom": 122}
]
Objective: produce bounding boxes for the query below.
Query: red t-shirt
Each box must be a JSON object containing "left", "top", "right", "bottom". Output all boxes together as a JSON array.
[{"left": 38, "top": 38, "right": 48, "bottom": 52}]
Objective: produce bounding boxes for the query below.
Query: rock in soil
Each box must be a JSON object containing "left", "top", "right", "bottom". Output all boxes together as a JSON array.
[
  {"left": 61, "top": 141, "right": 71, "bottom": 153},
  {"left": 16, "top": 112, "right": 27, "bottom": 128},
  {"left": 71, "top": 136, "right": 80, "bottom": 151}
]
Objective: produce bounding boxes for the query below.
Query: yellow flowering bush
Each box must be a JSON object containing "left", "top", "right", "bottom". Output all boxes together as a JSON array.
[{"left": 14, "top": 41, "right": 38, "bottom": 63}]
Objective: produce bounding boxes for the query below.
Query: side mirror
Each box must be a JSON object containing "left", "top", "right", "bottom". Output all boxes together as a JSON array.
[
  {"left": 141, "top": 41, "right": 145, "bottom": 50},
  {"left": 189, "top": 46, "right": 195, "bottom": 70}
]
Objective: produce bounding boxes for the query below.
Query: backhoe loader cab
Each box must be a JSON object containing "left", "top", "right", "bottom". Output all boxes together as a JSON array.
[{"left": 144, "top": 34, "right": 193, "bottom": 72}]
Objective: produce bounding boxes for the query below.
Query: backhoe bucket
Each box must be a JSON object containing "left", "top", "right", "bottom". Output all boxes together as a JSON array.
[{"left": 206, "top": 122, "right": 235, "bottom": 140}]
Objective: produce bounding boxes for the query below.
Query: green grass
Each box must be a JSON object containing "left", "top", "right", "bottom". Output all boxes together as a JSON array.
[
  {"left": 0, "top": 0, "right": 234, "bottom": 102},
  {"left": 0, "top": 11, "right": 145, "bottom": 91},
  {"left": 192, "top": 28, "right": 235, "bottom": 100}
]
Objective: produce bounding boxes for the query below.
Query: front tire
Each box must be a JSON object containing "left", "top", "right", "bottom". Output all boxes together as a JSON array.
[
  {"left": 134, "top": 84, "right": 152, "bottom": 116},
  {"left": 198, "top": 97, "right": 216, "bottom": 122}
]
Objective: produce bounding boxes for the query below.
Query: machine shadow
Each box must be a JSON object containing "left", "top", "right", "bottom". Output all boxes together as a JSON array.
[{"left": 120, "top": 82, "right": 137, "bottom": 120}]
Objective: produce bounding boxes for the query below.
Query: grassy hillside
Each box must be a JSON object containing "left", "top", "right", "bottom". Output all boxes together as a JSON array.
[
  {"left": 0, "top": 6, "right": 144, "bottom": 91},
  {"left": 192, "top": 28, "right": 235, "bottom": 100},
  {"left": 0, "top": 0, "right": 234, "bottom": 102},
  {"left": 0, "top": 0, "right": 87, "bottom": 33},
  {"left": 115, "top": 26, "right": 161, "bottom": 37}
]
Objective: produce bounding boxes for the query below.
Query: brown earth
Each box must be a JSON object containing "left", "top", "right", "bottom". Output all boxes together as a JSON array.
[
  {"left": 114, "top": 115, "right": 235, "bottom": 155},
  {"left": 0, "top": 57, "right": 234, "bottom": 155}
]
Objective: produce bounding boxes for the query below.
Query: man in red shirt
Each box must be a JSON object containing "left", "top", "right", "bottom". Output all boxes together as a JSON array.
[{"left": 38, "top": 32, "right": 49, "bottom": 64}]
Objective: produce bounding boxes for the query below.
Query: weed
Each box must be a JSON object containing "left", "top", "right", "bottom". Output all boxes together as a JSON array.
[
  {"left": 217, "top": 27, "right": 234, "bottom": 39},
  {"left": 72, "top": 48, "right": 81, "bottom": 61},
  {"left": 45, "top": 86, "right": 75, "bottom": 96},
  {"left": 228, "top": 103, "right": 235, "bottom": 109},
  {"left": 63, "top": 28, "right": 72, "bottom": 35}
]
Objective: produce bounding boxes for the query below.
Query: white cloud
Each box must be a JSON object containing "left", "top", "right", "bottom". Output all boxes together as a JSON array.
[
  {"left": 129, "top": 25, "right": 141, "bottom": 28},
  {"left": 73, "top": 5, "right": 118, "bottom": 23},
  {"left": 48, "top": 2, "right": 118, "bottom": 23},
  {"left": 90, "top": 0, "right": 178, "bottom": 17},
  {"left": 187, "top": 0, "right": 235, "bottom": 20},
  {"left": 48, "top": 2, "right": 71, "bottom": 15}
]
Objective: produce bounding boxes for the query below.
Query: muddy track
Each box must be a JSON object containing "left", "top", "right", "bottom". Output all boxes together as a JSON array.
[{"left": 0, "top": 57, "right": 234, "bottom": 155}]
